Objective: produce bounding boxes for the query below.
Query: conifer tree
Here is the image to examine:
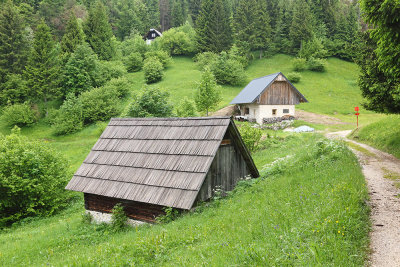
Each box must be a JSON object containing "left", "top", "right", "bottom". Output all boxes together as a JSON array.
[
  {"left": 171, "top": 0, "right": 186, "bottom": 28},
  {"left": 232, "top": 0, "right": 256, "bottom": 53},
  {"left": 196, "top": 0, "right": 232, "bottom": 53},
  {"left": 253, "top": 0, "right": 271, "bottom": 58},
  {"left": 24, "top": 20, "right": 60, "bottom": 106},
  {"left": 194, "top": 68, "right": 221, "bottom": 116},
  {"left": 0, "top": 1, "right": 29, "bottom": 79},
  {"left": 289, "top": 0, "right": 313, "bottom": 51},
  {"left": 61, "top": 12, "right": 84, "bottom": 55},
  {"left": 83, "top": 1, "right": 115, "bottom": 60},
  {"left": 189, "top": 0, "right": 202, "bottom": 26}
]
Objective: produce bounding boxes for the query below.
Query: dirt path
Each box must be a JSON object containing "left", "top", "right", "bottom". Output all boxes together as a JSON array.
[
  {"left": 296, "top": 110, "right": 349, "bottom": 125},
  {"left": 326, "top": 130, "right": 400, "bottom": 267}
]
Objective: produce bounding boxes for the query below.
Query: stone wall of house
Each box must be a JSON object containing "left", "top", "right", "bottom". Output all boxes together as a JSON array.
[
  {"left": 87, "top": 210, "right": 147, "bottom": 227},
  {"left": 246, "top": 104, "right": 295, "bottom": 124}
]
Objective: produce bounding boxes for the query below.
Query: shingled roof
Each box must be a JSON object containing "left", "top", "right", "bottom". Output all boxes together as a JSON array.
[
  {"left": 66, "top": 117, "right": 258, "bottom": 210},
  {"left": 230, "top": 72, "right": 308, "bottom": 104}
]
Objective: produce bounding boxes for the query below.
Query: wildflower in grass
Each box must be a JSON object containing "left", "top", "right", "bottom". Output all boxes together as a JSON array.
[
  {"left": 338, "top": 230, "right": 341, "bottom": 233},
  {"left": 336, "top": 220, "right": 339, "bottom": 223}
]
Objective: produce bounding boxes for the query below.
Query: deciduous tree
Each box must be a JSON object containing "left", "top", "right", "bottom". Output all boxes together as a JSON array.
[{"left": 194, "top": 68, "right": 221, "bottom": 116}]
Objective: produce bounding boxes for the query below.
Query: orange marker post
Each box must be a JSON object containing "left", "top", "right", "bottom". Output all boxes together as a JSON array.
[{"left": 354, "top": 106, "right": 359, "bottom": 128}]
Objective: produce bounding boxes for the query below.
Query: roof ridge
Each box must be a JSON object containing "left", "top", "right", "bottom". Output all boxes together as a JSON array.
[
  {"left": 111, "top": 116, "right": 231, "bottom": 121},
  {"left": 250, "top": 72, "right": 281, "bottom": 82}
]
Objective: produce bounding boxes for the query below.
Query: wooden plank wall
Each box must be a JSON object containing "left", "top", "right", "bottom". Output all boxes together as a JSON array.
[
  {"left": 197, "top": 141, "right": 250, "bottom": 202},
  {"left": 259, "top": 81, "right": 300, "bottom": 105},
  {"left": 84, "top": 193, "right": 166, "bottom": 223}
]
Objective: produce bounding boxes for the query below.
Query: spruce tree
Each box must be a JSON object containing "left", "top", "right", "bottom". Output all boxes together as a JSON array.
[
  {"left": 0, "top": 1, "right": 29, "bottom": 79},
  {"left": 289, "top": 0, "right": 313, "bottom": 51},
  {"left": 171, "top": 0, "right": 186, "bottom": 28},
  {"left": 61, "top": 12, "right": 84, "bottom": 55},
  {"left": 83, "top": 1, "right": 115, "bottom": 60},
  {"left": 196, "top": 0, "right": 232, "bottom": 53},
  {"left": 232, "top": 0, "right": 256, "bottom": 53},
  {"left": 24, "top": 20, "right": 60, "bottom": 106},
  {"left": 252, "top": 0, "right": 272, "bottom": 58},
  {"left": 189, "top": 0, "right": 202, "bottom": 26}
]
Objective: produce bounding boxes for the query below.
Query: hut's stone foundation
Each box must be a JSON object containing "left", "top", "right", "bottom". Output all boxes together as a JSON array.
[{"left": 87, "top": 210, "right": 147, "bottom": 227}]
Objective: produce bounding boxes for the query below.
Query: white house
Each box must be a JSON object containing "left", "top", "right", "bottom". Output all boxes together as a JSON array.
[{"left": 230, "top": 72, "right": 308, "bottom": 124}]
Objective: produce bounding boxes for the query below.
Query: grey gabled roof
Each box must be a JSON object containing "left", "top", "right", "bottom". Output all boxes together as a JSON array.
[
  {"left": 230, "top": 72, "right": 308, "bottom": 104},
  {"left": 66, "top": 117, "right": 258, "bottom": 210}
]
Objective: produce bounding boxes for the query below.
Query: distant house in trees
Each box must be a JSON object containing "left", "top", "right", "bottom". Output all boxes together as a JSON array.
[
  {"left": 145, "top": 29, "right": 162, "bottom": 45},
  {"left": 231, "top": 72, "right": 308, "bottom": 124},
  {"left": 66, "top": 117, "right": 259, "bottom": 224}
]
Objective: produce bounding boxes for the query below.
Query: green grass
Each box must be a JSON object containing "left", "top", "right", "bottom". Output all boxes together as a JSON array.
[
  {"left": 0, "top": 134, "right": 370, "bottom": 266},
  {"left": 350, "top": 115, "right": 400, "bottom": 159}
]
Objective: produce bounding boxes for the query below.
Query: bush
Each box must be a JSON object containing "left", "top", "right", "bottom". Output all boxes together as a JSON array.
[
  {"left": 176, "top": 97, "right": 198, "bottom": 117},
  {"left": 159, "top": 25, "right": 196, "bottom": 55},
  {"left": 0, "top": 127, "right": 69, "bottom": 226},
  {"left": 98, "top": 60, "right": 127, "bottom": 84},
  {"left": 125, "top": 52, "right": 143, "bottom": 72},
  {"left": 111, "top": 203, "right": 127, "bottom": 231},
  {"left": 143, "top": 57, "right": 164, "bottom": 84},
  {"left": 292, "top": 58, "right": 307, "bottom": 72},
  {"left": 238, "top": 123, "right": 263, "bottom": 153},
  {"left": 127, "top": 87, "right": 173, "bottom": 117},
  {"left": 228, "top": 45, "right": 250, "bottom": 68},
  {"left": 80, "top": 86, "right": 121, "bottom": 123},
  {"left": 307, "top": 57, "right": 326, "bottom": 72},
  {"left": 51, "top": 94, "right": 83, "bottom": 135},
  {"left": 120, "top": 33, "right": 148, "bottom": 57},
  {"left": 286, "top": 72, "right": 302, "bottom": 83},
  {"left": 211, "top": 52, "right": 246, "bottom": 85},
  {"left": 156, "top": 207, "right": 180, "bottom": 224},
  {"left": 144, "top": 50, "right": 172, "bottom": 68},
  {"left": 102, "top": 77, "right": 130, "bottom": 98},
  {"left": 1, "top": 103, "right": 38, "bottom": 127},
  {"left": 193, "top": 52, "right": 218, "bottom": 70},
  {"left": 0, "top": 74, "right": 28, "bottom": 105}
]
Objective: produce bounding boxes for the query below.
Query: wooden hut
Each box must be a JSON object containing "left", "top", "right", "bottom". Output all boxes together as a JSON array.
[
  {"left": 66, "top": 117, "right": 259, "bottom": 223},
  {"left": 231, "top": 72, "right": 308, "bottom": 124}
]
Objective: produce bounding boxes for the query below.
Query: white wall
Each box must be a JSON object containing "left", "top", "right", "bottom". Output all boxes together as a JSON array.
[{"left": 246, "top": 104, "right": 295, "bottom": 124}]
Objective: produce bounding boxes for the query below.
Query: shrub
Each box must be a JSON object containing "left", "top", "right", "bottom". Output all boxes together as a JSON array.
[
  {"left": 125, "top": 52, "right": 143, "bottom": 72},
  {"left": 159, "top": 25, "right": 196, "bottom": 55},
  {"left": 111, "top": 203, "right": 127, "bottom": 231},
  {"left": 228, "top": 45, "right": 250, "bottom": 68},
  {"left": 97, "top": 60, "right": 127, "bottom": 84},
  {"left": 80, "top": 86, "right": 121, "bottom": 123},
  {"left": 127, "top": 87, "right": 173, "bottom": 117},
  {"left": 51, "top": 94, "right": 83, "bottom": 135},
  {"left": 292, "top": 58, "right": 307, "bottom": 71},
  {"left": 0, "top": 127, "right": 69, "bottom": 226},
  {"left": 176, "top": 97, "right": 198, "bottom": 117},
  {"left": 156, "top": 207, "right": 179, "bottom": 224},
  {"left": 238, "top": 123, "right": 263, "bottom": 153},
  {"left": 144, "top": 50, "right": 172, "bottom": 68},
  {"left": 211, "top": 52, "right": 246, "bottom": 85},
  {"left": 0, "top": 74, "right": 28, "bottom": 105},
  {"left": 1, "top": 103, "right": 38, "bottom": 127},
  {"left": 102, "top": 77, "right": 130, "bottom": 98},
  {"left": 120, "top": 33, "right": 148, "bottom": 57},
  {"left": 307, "top": 57, "right": 326, "bottom": 72},
  {"left": 143, "top": 57, "right": 164, "bottom": 84},
  {"left": 286, "top": 72, "right": 302, "bottom": 83},
  {"left": 193, "top": 52, "right": 218, "bottom": 70}
]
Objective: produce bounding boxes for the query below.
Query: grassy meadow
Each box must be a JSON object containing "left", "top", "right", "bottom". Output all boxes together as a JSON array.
[{"left": 0, "top": 134, "right": 370, "bottom": 266}]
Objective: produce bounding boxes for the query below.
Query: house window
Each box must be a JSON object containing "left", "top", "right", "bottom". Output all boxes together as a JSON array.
[
  {"left": 272, "top": 109, "right": 277, "bottom": 115},
  {"left": 283, "top": 109, "right": 289, "bottom": 114},
  {"left": 244, "top": 107, "right": 249, "bottom": 115},
  {"left": 151, "top": 33, "right": 156, "bottom": 38}
]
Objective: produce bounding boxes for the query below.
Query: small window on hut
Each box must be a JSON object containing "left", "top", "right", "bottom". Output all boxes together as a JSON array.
[
  {"left": 244, "top": 107, "right": 250, "bottom": 115},
  {"left": 272, "top": 109, "right": 277, "bottom": 115},
  {"left": 283, "top": 109, "right": 289, "bottom": 114}
]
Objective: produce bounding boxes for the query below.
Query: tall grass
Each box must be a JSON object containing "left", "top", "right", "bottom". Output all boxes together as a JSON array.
[
  {"left": 350, "top": 114, "right": 400, "bottom": 159},
  {"left": 0, "top": 134, "right": 370, "bottom": 266}
]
